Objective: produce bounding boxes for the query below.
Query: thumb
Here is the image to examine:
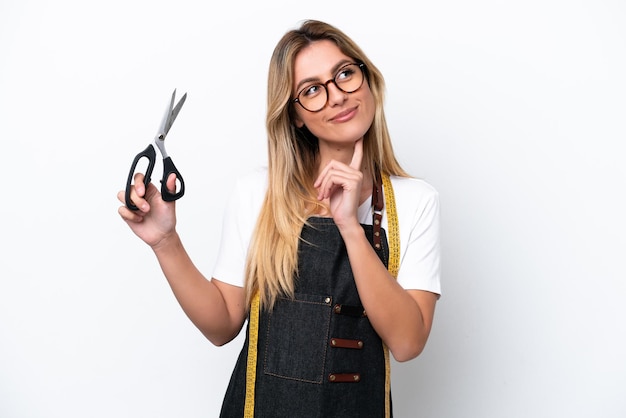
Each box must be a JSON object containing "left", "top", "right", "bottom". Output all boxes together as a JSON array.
[{"left": 165, "top": 172, "right": 179, "bottom": 194}]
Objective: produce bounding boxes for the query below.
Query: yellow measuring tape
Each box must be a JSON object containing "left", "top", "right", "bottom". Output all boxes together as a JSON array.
[
  {"left": 381, "top": 172, "right": 400, "bottom": 278},
  {"left": 243, "top": 292, "right": 260, "bottom": 417},
  {"left": 244, "top": 172, "right": 399, "bottom": 417},
  {"left": 381, "top": 172, "right": 399, "bottom": 418}
]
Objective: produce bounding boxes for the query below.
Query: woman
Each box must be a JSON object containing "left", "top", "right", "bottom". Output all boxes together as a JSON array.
[{"left": 118, "top": 19, "right": 440, "bottom": 417}]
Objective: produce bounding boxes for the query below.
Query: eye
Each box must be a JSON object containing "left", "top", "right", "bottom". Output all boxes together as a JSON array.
[
  {"left": 301, "top": 84, "right": 323, "bottom": 98},
  {"left": 336, "top": 65, "right": 356, "bottom": 82}
]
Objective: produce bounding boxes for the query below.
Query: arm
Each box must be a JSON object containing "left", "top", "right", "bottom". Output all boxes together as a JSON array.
[
  {"left": 342, "top": 180, "right": 440, "bottom": 361},
  {"left": 118, "top": 173, "right": 247, "bottom": 346},
  {"left": 151, "top": 233, "right": 247, "bottom": 346},
  {"left": 315, "top": 141, "right": 439, "bottom": 362},
  {"left": 338, "top": 225, "right": 437, "bottom": 362}
]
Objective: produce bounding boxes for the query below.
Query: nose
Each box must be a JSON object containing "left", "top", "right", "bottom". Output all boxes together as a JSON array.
[{"left": 326, "top": 81, "right": 348, "bottom": 107}]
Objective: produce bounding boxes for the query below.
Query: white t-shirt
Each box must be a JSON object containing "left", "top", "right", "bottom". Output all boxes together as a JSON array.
[{"left": 212, "top": 167, "right": 441, "bottom": 296}]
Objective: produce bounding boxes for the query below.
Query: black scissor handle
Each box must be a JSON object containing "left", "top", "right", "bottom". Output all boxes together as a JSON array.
[
  {"left": 125, "top": 144, "right": 156, "bottom": 210},
  {"left": 160, "top": 156, "right": 185, "bottom": 201}
]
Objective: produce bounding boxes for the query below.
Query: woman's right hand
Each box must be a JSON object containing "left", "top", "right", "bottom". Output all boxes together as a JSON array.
[{"left": 117, "top": 172, "right": 178, "bottom": 248}]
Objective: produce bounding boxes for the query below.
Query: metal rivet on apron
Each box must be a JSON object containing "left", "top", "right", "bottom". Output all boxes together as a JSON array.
[
  {"left": 324, "top": 297, "right": 331, "bottom": 304},
  {"left": 374, "top": 219, "right": 380, "bottom": 225},
  {"left": 329, "top": 374, "right": 336, "bottom": 381},
  {"left": 353, "top": 374, "right": 360, "bottom": 382},
  {"left": 331, "top": 339, "right": 337, "bottom": 346},
  {"left": 375, "top": 243, "right": 381, "bottom": 249}
]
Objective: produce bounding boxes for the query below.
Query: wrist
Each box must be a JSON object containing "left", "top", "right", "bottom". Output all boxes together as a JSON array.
[
  {"left": 337, "top": 221, "right": 365, "bottom": 242},
  {"left": 152, "top": 231, "right": 182, "bottom": 254}
]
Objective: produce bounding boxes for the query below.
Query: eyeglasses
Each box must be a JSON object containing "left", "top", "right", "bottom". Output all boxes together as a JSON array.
[{"left": 292, "top": 63, "right": 366, "bottom": 113}]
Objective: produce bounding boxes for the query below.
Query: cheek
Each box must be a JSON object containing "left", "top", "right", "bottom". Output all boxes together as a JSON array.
[
  {"left": 363, "top": 85, "right": 376, "bottom": 119},
  {"left": 295, "top": 110, "right": 322, "bottom": 132},
  {"left": 352, "top": 86, "right": 376, "bottom": 134}
]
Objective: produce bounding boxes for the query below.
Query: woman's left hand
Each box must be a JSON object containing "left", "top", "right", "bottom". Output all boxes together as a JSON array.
[{"left": 314, "top": 139, "right": 364, "bottom": 229}]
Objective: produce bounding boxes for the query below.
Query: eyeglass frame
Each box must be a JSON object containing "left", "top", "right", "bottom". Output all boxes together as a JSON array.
[{"left": 292, "top": 62, "right": 367, "bottom": 113}]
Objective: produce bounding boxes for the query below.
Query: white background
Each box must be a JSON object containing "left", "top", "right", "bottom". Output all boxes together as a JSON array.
[{"left": 1, "top": 0, "right": 625, "bottom": 417}]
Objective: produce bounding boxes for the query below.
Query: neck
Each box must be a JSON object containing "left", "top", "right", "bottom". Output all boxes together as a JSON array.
[
  {"left": 316, "top": 141, "right": 356, "bottom": 170},
  {"left": 317, "top": 141, "right": 363, "bottom": 173}
]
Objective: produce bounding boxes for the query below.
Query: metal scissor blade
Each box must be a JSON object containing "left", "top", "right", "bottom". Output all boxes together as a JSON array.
[
  {"left": 156, "top": 89, "right": 187, "bottom": 139},
  {"left": 156, "top": 90, "right": 176, "bottom": 139},
  {"left": 169, "top": 92, "right": 187, "bottom": 128},
  {"left": 164, "top": 90, "right": 187, "bottom": 136}
]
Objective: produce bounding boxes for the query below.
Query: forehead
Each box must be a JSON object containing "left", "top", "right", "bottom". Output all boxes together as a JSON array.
[{"left": 293, "top": 40, "right": 351, "bottom": 81}]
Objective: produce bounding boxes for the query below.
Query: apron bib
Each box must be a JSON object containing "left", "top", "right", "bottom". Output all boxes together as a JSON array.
[{"left": 220, "top": 172, "right": 399, "bottom": 418}]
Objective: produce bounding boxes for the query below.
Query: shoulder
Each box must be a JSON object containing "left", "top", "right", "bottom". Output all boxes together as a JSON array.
[
  {"left": 386, "top": 175, "right": 441, "bottom": 295},
  {"left": 385, "top": 175, "right": 440, "bottom": 239},
  {"left": 229, "top": 166, "right": 268, "bottom": 203},
  {"left": 233, "top": 166, "right": 268, "bottom": 191},
  {"left": 387, "top": 175, "right": 439, "bottom": 208},
  {"left": 221, "top": 166, "right": 268, "bottom": 221}
]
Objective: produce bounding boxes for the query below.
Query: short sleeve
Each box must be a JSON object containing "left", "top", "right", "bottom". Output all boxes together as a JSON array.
[
  {"left": 212, "top": 168, "right": 267, "bottom": 288},
  {"left": 385, "top": 177, "right": 441, "bottom": 296}
]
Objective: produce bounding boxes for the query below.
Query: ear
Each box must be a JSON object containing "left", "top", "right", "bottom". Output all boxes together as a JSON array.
[
  {"left": 293, "top": 114, "right": 305, "bottom": 128},
  {"left": 289, "top": 102, "right": 305, "bottom": 128}
]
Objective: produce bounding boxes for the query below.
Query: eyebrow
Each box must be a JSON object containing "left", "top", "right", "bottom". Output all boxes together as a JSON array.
[{"left": 295, "top": 59, "right": 354, "bottom": 93}]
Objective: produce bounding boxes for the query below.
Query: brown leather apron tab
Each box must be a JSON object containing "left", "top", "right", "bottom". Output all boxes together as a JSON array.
[
  {"left": 333, "top": 303, "right": 367, "bottom": 317},
  {"left": 330, "top": 337, "right": 364, "bottom": 349}
]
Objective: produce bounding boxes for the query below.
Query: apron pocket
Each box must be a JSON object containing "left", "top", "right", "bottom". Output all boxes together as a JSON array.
[{"left": 263, "top": 293, "right": 332, "bottom": 384}]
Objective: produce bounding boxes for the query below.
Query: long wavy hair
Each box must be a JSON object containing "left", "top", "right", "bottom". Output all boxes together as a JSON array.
[{"left": 245, "top": 20, "right": 409, "bottom": 309}]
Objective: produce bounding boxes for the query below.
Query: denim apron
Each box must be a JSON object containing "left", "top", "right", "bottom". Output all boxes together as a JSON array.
[{"left": 220, "top": 173, "right": 396, "bottom": 417}]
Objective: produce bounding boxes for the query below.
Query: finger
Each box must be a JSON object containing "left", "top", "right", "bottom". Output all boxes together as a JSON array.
[
  {"left": 316, "top": 165, "right": 343, "bottom": 200},
  {"left": 119, "top": 189, "right": 148, "bottom": 214},
  {"left": 317, "top": 174, "right": 336, "bottom": 201},
  {"left": 165, "top": 172, "right": 178, "bottom": 194},
  {"left": 314, "top": 160, "right": 350, "bottom": 189},
  {"left": 125, "top": 178, "right": 150, "bottom": 212},
  {"left": 317, "top": 170, "right": 356, "bottom": 200},
  {"left": 315, "top": 167, "right": 333, "bottom": 200},
  {"left": 117, "top": 202, "right": 145, "bottom": 223},
  {"left": 314, "top": 162, "right": 332, "bottom": 189},
  {"left": 133, "top": 172, "right": 146, "bottom": 196},
  {"left": 349, "top": 138, "right": 363, "bottom": 170}
]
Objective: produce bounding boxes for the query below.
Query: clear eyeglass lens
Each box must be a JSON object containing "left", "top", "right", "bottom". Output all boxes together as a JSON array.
[{"left": 298, "top": 64, "right": 363, "bottom": 112}]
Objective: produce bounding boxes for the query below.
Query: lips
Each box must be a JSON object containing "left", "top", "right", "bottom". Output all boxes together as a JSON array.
[{"left": 330, "top": 106, "right": 357, "bottom": 123}]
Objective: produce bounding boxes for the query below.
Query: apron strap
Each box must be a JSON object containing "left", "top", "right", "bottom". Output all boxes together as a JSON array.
[
  {"left": 372, "top": 169, "right": 384, "bottom": 250},
  {"left": 244, "top": 171, "right": 400, "bottom": 418}
]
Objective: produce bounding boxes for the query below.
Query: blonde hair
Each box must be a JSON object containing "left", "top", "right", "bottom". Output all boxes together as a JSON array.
[{"left": 245, "top": 20, "right": 409, "bottom": 309}]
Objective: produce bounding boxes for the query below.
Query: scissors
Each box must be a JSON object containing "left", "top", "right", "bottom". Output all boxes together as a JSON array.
[{"left": 125, "top": 89, "right": 187, "bottom": 210}]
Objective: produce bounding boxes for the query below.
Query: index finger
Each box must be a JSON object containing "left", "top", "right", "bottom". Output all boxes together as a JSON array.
[
  {"left": 349, "top": 138, "right": 364, "bottom": 170},
  {"left": 124, "top": 172, "right": 147, "bottom": 211}
]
